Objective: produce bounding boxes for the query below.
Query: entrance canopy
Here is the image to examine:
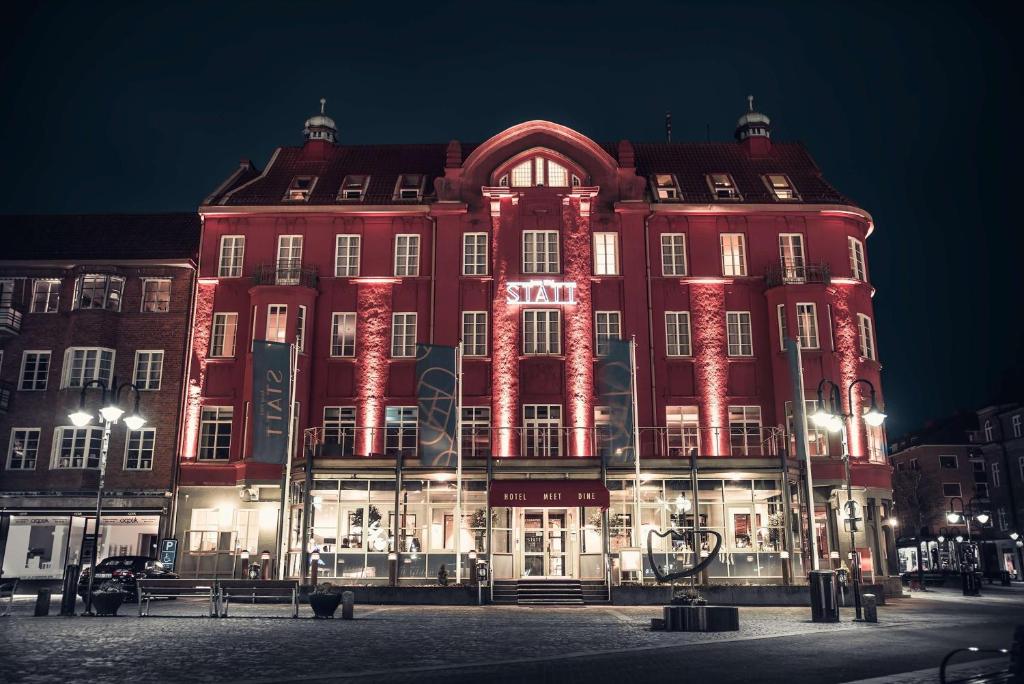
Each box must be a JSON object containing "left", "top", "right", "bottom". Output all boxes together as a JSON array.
[{"left": 489, "top": 480, "right": 609, "bottom": 509}]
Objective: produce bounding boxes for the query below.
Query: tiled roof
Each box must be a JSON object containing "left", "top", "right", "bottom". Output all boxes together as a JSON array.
[
  {"left": 0, "top": 213, "right": 200, "bottom": 262},
  {"left": 209, "top": 139, "right": 852, "bottom": 207}
]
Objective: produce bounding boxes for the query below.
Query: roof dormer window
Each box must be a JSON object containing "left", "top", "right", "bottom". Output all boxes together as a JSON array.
[
  {"left": 338, "top": 175, "right": 370, "bottom": 201},
  {"left": 285, "top": 176, "right": 317, "bottom": 202},
  {"left": 763, "top": 174, "right": 799, "bottom": 201},
  {"left": 707, "top": 173, "right": 741, "bottom": 201},
  {"left": 503, "top": 156, "right": 573, "bottom": 188},
  {"left": 394, "top": 174, "right": 425, "bottom": 201},
  {"left": 652, "top": 174, "right": 682, "bottom": 201}
]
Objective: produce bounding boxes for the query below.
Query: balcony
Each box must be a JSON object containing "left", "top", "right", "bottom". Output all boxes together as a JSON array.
[
  {"left": 0, "top": 381, "right": 13, "bottom": 414},
  {"left": 0, "top": 305, "right": 23, "bottom": 337},
  {"left": 252, "top": 261, "right": 319, "bottom": 289},
  {"left": 765, "top": 262, "right": 830, "bottom": 289}
]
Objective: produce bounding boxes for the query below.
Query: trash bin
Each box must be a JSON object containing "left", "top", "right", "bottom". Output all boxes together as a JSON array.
[
  {"left": 809, "top": 570, "right": 840, "bottom": 623},
  {"left": 1000, "top": 570, "right": 1012, "bottom": 587}
]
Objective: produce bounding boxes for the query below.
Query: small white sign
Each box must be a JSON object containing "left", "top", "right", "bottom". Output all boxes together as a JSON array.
[{"left": 505, "top": 280, "right": 577, "bottom": 305}]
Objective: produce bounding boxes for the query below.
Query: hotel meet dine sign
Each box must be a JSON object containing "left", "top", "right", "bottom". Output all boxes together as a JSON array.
[
  {"left": 505, "top": 280, "right": 577, "bottom": 305},
  {"left": 251, "top": 340, "right": 291, "bottom": 464},
  {"left": 488, "top": 480, "right": 610, "bottom": 509}
]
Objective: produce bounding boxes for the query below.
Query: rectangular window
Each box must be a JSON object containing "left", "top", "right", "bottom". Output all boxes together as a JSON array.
[
  {"left": 1013, "top": 415, "right": 1022, "bottom": 438},
  {"left": 323, "top": 407, "right": 356, "bottom": 455},
  {"left": 138, "top": 279, "right": 169, "bottom": 313},
  {"left": 6, "top": 428, "right": 40, "bottom": 470},
  {"left": 462, "top": 233, "right": 488, "bottom": 276},
  {"left": 976, "top": 483, "right": 989, "bottom": 499},
  {"left": 1019, "top": 456, "right": 1024, "bottom": 482},
  {"left": 394, "top": 234, "right": 420, "bottom": 276},
  {"left": 796, "top": 303, "right": 819, "bottom": 349},
  {"left": 511, "top": 161, "right": 532, "bottom": 187},
  {"left": 720, "top": 233, "right": 747, "bottom": 276},
  {"left": 296, "top": 305, "right": 306, "bottom": 352},
  {"left": 53, "top": 426, "right": 103, "bottom": 469},
  {"left": 729, "top": 405, "right": 762, "bottom": 456},
  {"left": 664, "top": 312, "right": 692, "bottom": 357},
  {"left": 331, "top": 312, "right": 356, "bottom": 357},
  {"left": 61, "top": 347, "right": 114, "bottom": 389},
  {"left": 385, "top": 406, "right": 417, "bottom": 457},
  {"left": 391, "top": 313, "right": 417, "bottom": 357},
  {"left": 992, "top": 463, "right": 1001, "bottom": 487},
  {"left": 19, "top": 351, "right": 50, "bottom": 390},
  {"left": 210, "top": 313, "right": 238, "bottom": 357},
  {"left": 998, "top": 507, "right": 1008, "bottom": 531},
  {"left": 31, "top": 279, "right": 61, "bottom": 313},
  {"left": 778, "top": 234, "right": 806, "bottom": 283},
  {"left": 75, "top": 274, "right": 124, "bottom": 311},
  {"left": 461, "top": 406, "right": 491, "bottom": 458},
  {"left": 796, "top": 400, "right": 830, "bottom": 457},
  {"left": 594, "top": 311, "right": 621, "bottom": 357},
  {"left": 593, "top": 233, "right": 619, "bottom": 275},
  {"left": 939, "top": 455, "right": 958, "bottom": 469},
  {"left": 394, "top": 174, "right": 424, "bottom": 200},
  {"left": 266, "top": 305, "right": 288, "bottom": 344},
  {"left": 276, "top": 235, "right": 303, "bottom": 285},
  {"left": 462, "top": 312, "right": 487, "bottom": 357},
  {"left": 522, "top": 231, "right": 559, "bottom": 274},
  {"left": 522, "top": 310, "right": 561, "bottom": 355},
  {"left": 338, "top": 175, "right": 369, "bottom": 201},
  {"left": 133, "top": 350, "right": 164, "bottom": 391},
  {"left": 652, "top": 174, "right": 681, "bottom": 201},
  {"left": 218, "top": 236, "right": 245, "bottom": 278},
  {"left": 942, "top": 483, "right": 962, "bottom": 497},
  {"left": 777, "top": 305, "right": 788, "bottom": 351},
  {"left": 858, "top": 314, "right": 876, "bottom": 360},
  {"left": 726, "top": 311, "right": 753, "bottom": 357},
  {"left": 661, "top": 234, "right": 688, "bottom": 276},
  {"left": 198, "top": 407, "right": 233, "bottom": 461},
  {"left": 707, "top": 173, "right": 741, "bottom": 200},
  {"left": 524, "top": 404, "right": 562, "bottom": 458},
  {"left": 764, "top": 174, "right": 798, "bottom": 200},
  {"left": 284, "top": 175, "right": 316, "bottom": 201},
  {"left": 665, "top": 406, "right": 699, "bottom": 457},
  {"left": 848, "top": 237, "right": 867, "bottom": 281},
  {"left": 124, "top": 428, "right": 156, "bottom": 470},
  {"left": 867, "top": 425, "right": 885, "bottom": 463},
  {"left": 335, "top": 235, "right": 361, "bottom": 277}
]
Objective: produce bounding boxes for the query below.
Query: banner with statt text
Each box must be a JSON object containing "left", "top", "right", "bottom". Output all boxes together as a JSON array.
[{"left": 251, "top": 340, "right": 291, "bottom": 463}]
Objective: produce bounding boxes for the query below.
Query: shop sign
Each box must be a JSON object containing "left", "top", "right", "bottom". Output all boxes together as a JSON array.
[
  {"left": 488, "top": 480, "right": 609, "bottom": 508},
  {"left": 505, "top": 280, "right": 577, "bottom": 305},
  {"left": 10, "top": 516, "right": 69, "bottom": 526}
]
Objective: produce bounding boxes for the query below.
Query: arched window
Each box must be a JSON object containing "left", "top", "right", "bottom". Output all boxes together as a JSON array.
[{"left": 494, "top": 150, "right": 583, "bottom": 188}]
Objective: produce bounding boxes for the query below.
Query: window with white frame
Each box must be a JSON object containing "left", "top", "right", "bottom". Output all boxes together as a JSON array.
[
  {"left": 218, "top": 236, "right": 245, "bottom": 278},
  {"left": 53, "top": 426, "right": 103, "bottom": 469},
  {"left": 939, "top": 455, "right": 959, "bottom": 469},
  {"left": 391, "top": 313, "right": 417, "bottom": 357},
  {"left": 61, "top": 347, "right": 114, "bottom": 389},
  {"left": 524, "top": 404, "right": 562, "bottom": 457},
  {"left": 867, "top": 425, "right": 885, "bottom": 463},
  {"left": 394, "top": 174, "right": 425, "bottom": 200},
  {"left": 992, "top": 462, "right": 1001, "bottom": 488},
  {"left": 284, "top": 176, "right": 317, "bottom": 201},
  {"left": 323, "top": 407, "right": 357, "bottom": 455},
  {"left": 19, "top": 351, "right": 50, "bottom": 390},
  {"left": 210, "top": 313, "right": 238, "bottom": 357},
  {"left": 0, "top": 279, "right": 14, "bottom": 307},
  {"left": 651, "top": 174, "right": 681, "bottom": 201},
  {"left": 522, "top": 231, "right": 559, "bottom": 274},
  {"left": 385, "top": 406, "right": 417, "bottom": 457},
  {"left": 75, "top": 274, "right": 124, "bottom": 311},
  {"left": 777, "top": 305, "right": 788, "bottom": 351},
  {"left": 331, "top": 312, "right": 356, "bottom": 357},
  {"left": 462, "top": 312, "right": 487, "bottom": 356},
  {"left": 296, "top": 305, "right": 306, "bottom": 352},
  {"left": 461, "top": 406, "right": 491, "bottom": 458},
  {"left": 522, "top": 310, "right": 561, "bottom": 355},
  {"left": 729, "top": 406, "right": 762, "bottom": 456},
  {"left": 198, "top": 407, "right": 233, "bottom": 460},
  {"left": 7, "top": 429, "right": 40, "bottom": 470},
  {"left": 335, "top": 235, "right": 361, "bottom": 276},
  {"left": 726, "top": 312, "right": 753, "bottom": 356},
  {"left": 133, "top": 351, "right": 164, "bottom": 391},
  {"left": 338, "top": 175, "right": 369, "bottom": 201},
  {"left": 276, "top": 235, "right": 303, "bottom": 284},
  {"left": 665, "top": 312, "right": 692, "bottom": 357},
  {"left": 983, "top": 420, "right": 993, "bottom": 442},
  {"left": 594, "top": 406, "right": 612, "bottom": 460},
  {"left": 266, "top": 305, "right": 288, "bottom": 344},
  {"left": 505, "top": 156, "right": 572, "bottom": 188},
  {"left": 857, "top": 314, "right": 876, "bottom": 360},
  {"left": 1013, "top": 414, "right": 1022, "bottom": 438},
  {"left": 787, "top": 400, "right": 829, "bottom": 456},
  {"left": 394, "top": 235, "right": 420, "bottom": 276},
  {"left": 462, "top": 233, "right": 488, "bottom": 276},
  {"left": 997, "top": 507, "right": 1008, "bottom": 531},
  {"left": 141, "top": 279, "right": 171, "bottom": 313},
  {"left": 593, "top": 233, "right": 619, "bottom": 275},
  {"left": 666, "top": 406, "right": 699, "bottom": 457},
  {"left": 848, "top": 237, "right": 867, "bottom": 281},
  {"left": 661, "top": 234, "right": 687, "bottom": 276},
  {"left": 976, "top": 483, "right": 989, "bottom": 499},
  {"left": 796, "top": 303, "right": 819, "bottom": 349},
  {"left": 779, "top": 234, "right": 806, "bottom": 282},
  {"left": 124, "top": 428, "right": 155, "bottom": 469},
  {"left": 31, "top": 279, "right": 60, "bottom": 313},
  {"left": 720, "top": 233, "right": 747, "bottom": 276},
  {"left": 1019, "top": 456, "right": 1024, "bottom": 482},
  {"left": 764, "top": 174, "right": 798, "bottom": 200},
  {"left": 594, "top": 311, "right": 621, "bottom": 357},
  {"left": 707, "top": 173, "right": 741, "bottom": 200}
]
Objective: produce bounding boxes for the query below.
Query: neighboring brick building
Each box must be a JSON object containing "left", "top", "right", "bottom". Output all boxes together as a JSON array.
[
  {"left": 972, "top": 403, "right": 1024, "bottom": 579},
  {"left": 0, "top": 214, "right": 199, "bottom": 580}
]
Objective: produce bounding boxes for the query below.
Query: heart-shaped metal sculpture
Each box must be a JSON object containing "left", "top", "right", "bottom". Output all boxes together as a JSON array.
[{"left": 646, "top": 528, "right": 723, "bottom": 583}]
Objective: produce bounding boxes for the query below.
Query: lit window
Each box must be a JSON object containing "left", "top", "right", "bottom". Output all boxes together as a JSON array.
[
  {"left": 53, "top": 427, "right": 103, "bottom": 469},
  {"left": 661, "top": 234, "right": 687, "bottom": 276},
  {"left": 394, "top": 235, "right": 420, "bottom": 276},
  {"left": 338, "top": 175, "right": 369, "bottom": 201},
  {"left": 848, "top": 237, "right": 867, "bottom": 281},
  {"left": 664, "top": 312, "right": 692, "bottom": 357},
  {"left": 61, "top": 347, "right": 114, "bottom": 388},
  {"left": 594, "top": 311, "right": 621, "bottom": 356},
  {"left": 505, "top": 156, "right": 576, "bottom": 187},
  {"left": 391, "top": 313, "right": 417, "bottom": 357},
  {"left": 778, "top": 234, "right": 806, "bottom": 282},
  {"left": 323, "top": 407, "right": 356, "bottom": 455},
  {"left": 666, "top": 406, "right": 699, "bottom": 457},
  {"left": 19, "top": 351, "right": 50, "bottom": 390},
  {"left": 857, "top": 314, "right": 876, "bottom": 360},
  {"left": 593, "top": 233, "right": 619, "bottom": 275},
  {"left": 6, "top": 429, "right": 40, "bottom": 470},
  {"left": 133, "top": 350, "right": 164, "bottom": 391},
  {"left": 524, "top": 404, "right": 562, "bottom": 457},
  {"left": 331, "top": 313, "right": 356, "bottom": 357},
  {"left": 198, "top": 407, "right": 233, "bottom": 461},
  {"left": 787, "top": 400, "right": 829, "bottom": 456},
  {"left": 142, "top": 279, "right": 171, "bottom": 313},
  {"left": 462, "top": 407, "right": 491, "bottom": 458},
  {"left": 210, "top": 313, "right": 238, "bottom": 357},
  {"left": 31, "top": 279, "right": 61, "bottom": 313},
  {"left": 75, "top": 274, "right": 124, "bottom": 311},
  {"left": 511, "top": 161, "right": 532, "bottom": 187},
  {"left": 720, "top": 234, "right": 747, "bottom": 276},
  {"left": 462, "top": 233, "right": 488, "bottom": 276},
  {"left": 276, "top": 235, "right": 303, "bottom": 285},
  {"left": 124, "top": 428, "right": 156, "bottom": 470},
  {"left": 266, "top": 305, "right": 288, "bottom": 344},
  {"left": 726, "top": 312, "right": 753, "bottom": 357},
  {"left": 462, "top": 312, "right": 487, "bottom": 356},
  {"left": 796, "top": 303, "right": 819, "bottom": 349},
  {"left": 547, "top": 160, "right": 568, "bottom": 187},
  {"left": 284, "top": 176, "right": 317, "bottom": 201},
  {"left": 707, "top": 173, "right": 741, "bottom": 200},
  {"left": 522, "top": 231, "right": 559, "bottom": 274},
  {"left": 523, "top": 310, "right": 561, "bottom": 355},
  {"left": 777, "top": 305, "right": 788, "bottom": 351},
  {"left": 385, "top": 406, "right": 417, "bottom": 458},
  {"left": 764, "top": 174, "right": 798, "bottom": 200},
  {"left": 867, "top": 425, "right": 885, "bottom": 463},
  {"left": 394, "top": 174, "right": 424, "bottom": 200},
  {"left": 652, "top": 174, "right": 681, "bottom": 201},
  {"left": 218, "top": 236, "right": 245, "bottom": 278},
  {"left": 729, "top": 406, "right": 762, "bottom": 456},
  {"left": 335, "top": 235, "right": 361, "bottom": 277}
]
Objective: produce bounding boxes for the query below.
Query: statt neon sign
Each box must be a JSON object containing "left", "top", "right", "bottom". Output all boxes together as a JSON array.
[{"left": 505, "top": 280, "right": 577, "bottom": 305}]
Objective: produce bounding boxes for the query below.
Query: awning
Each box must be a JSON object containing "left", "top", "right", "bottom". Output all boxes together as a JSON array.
[{"left": 488, "top": 480, "right": 609, "bottom": 509}]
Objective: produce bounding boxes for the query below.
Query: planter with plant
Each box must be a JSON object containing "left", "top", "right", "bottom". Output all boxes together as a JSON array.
[
  {"left": 308, "top": 583, "right": 342, "bottom": 618},
  {"left": 91, "top": 580, "right": 127, "bottom": 616}
]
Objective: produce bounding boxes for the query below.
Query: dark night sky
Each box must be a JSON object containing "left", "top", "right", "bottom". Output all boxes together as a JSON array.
[{"left": 2, "top": 1, "right": 1021, "bottom": 436}]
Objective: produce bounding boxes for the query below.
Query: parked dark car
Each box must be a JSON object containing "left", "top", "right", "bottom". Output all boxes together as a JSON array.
[{"left": 78, "top": 556, "right": 178, "bottom": 601}]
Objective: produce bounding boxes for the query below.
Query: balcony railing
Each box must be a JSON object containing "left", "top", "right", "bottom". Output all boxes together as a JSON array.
[
  {"left": 765, "top": 261, "right": 830, "bottom": 288},
  {"left": 252, "top": 260, "right": 319, "bottom": 289},
  {"left": 0, "top": 305, "right": 23, "bottom": 336},
  {"left": 0, "top": 381, "right": 12, "bottom": 414}
]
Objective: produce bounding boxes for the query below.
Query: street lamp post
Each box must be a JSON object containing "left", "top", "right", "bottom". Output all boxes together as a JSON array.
[
  {"left": 947, "top": 496, "right": 987, "bottom": 595},
  {"left": 68, "top": 377, "right": 145, "bottom": 616}
]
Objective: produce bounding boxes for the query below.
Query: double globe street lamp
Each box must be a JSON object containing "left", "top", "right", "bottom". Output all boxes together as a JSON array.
[
  {"left": 946, "top": 496, "right": 988, "bottom": 596},
  {"left": 68, "top": 377, "right": 146, "bottom": 616}
]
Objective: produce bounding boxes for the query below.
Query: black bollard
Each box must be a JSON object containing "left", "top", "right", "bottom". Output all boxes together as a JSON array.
[
  {"left": 34, "top": 589, "right": 52, "bottom": 617},
  {"left": 61, "top": 564, "right": 81, "bottom": 616}
]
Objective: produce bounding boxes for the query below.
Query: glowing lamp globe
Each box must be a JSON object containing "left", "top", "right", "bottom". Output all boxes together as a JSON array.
[
  {"left": 975, "top": 513, "right": 990, "bottom": 525},
  {"left": 810, "top": 407, "right": 831, "bottom": 428},
  {"left": 123, "top": 414, "right": 146, "bottom": 431},
  {"left": 946, "top": 512, "right": 960, "bottom": 524},
  {"left": 68, "top": 409, "right": 94, "bottom": 427},
  {"left": 826, "top": 414, "right": 843, "bottom": 433},
  {"left": 99, "top": 404, "right": 125, "bottom": 423},
  {"left": 937, "top": 535, "right": 945, "bottom": 543},
  {"left": 863, "top": 407, "right": 887, "bottom": 427},
  {"left": 955, "top": 535, "right": 964, "bottom": 543}
]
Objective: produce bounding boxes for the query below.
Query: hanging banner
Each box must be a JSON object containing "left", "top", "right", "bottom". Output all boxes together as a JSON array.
[
  {"left": 416, "top": 343, "right": 458, "bottom": 467},
  {"left": 251, "top": 340, "right": 291, "bottom": 463},
  {"left": 597, "top": 338, "right": 635, "bottom": 466}
]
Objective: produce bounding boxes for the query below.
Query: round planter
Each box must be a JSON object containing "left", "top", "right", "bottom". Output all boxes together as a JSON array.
[
  {"left": 91, "top": 591, "right": 125, "bottom": 616},
  {"left": 309, "top": 592, "right": 342, "bottom": 619}
]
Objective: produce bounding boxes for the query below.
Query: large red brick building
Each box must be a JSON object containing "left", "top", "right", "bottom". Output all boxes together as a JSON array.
[{"left": 175, "top": 100, "right": 892, "bottom": 591}]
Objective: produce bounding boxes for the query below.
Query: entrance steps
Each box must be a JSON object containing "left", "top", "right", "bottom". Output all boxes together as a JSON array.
[{"left": 493, "top": 579, "right": 608, "bottom": 605}]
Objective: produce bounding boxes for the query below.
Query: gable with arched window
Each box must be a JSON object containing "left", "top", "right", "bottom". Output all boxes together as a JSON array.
[{"left": 492, "top": 149, "right": 585, "bottom": 188}]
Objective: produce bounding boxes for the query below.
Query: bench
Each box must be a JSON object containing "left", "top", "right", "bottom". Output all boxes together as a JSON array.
[
  {"left": 0, "top": 578, "right": 17, "bottom": 617},
  {"left": 137, "top": 579, "right": 217, "bottom": 617},
  {"left": 217, "top": 580, "right": 298, "bottom": 618}
]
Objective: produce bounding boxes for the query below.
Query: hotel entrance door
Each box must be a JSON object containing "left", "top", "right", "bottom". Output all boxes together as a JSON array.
[{"left": 520, "top": 508, "right": 572, "bottom": 578}]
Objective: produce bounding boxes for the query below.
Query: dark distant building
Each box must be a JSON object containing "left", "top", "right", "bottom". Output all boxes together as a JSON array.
[
  {"left": 0, "top": 214, "right": 199, "bottom": 580},
  {"left": 971, "top": 403, "right": 1024, "bottom": 579}
]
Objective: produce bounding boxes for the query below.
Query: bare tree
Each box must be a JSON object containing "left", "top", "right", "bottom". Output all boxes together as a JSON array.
[{"left": 892, "top": 469, "right": 946, "bottom": 536}]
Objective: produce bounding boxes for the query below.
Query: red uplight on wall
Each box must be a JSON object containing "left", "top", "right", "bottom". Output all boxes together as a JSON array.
[
  {"left": 181, "top": 281, "right": 217, "bottom": 460},
  {"left": 357, "top": 283, "right": 392, "bottom": 456},
  {"left": 562, "top": 197, "right": 594, "bottom": 456},
  {"left": 691, "top": 283, "right": 728, "bottom": 456}
]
